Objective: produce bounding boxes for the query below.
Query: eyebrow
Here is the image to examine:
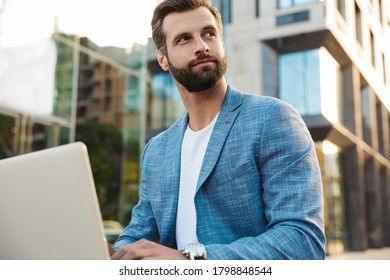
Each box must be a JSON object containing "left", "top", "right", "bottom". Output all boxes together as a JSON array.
[{"left": 171, "top": 24, "right": 218, "bottom": 44}]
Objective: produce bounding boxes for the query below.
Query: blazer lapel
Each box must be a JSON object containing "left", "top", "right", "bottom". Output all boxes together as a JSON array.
[{"left": 196, "top": 87, "right": 242, "bottom": 192}]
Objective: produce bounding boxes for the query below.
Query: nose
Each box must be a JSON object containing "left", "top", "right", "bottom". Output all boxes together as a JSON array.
[{"left": 194, "top": 37, "right": 210, "bottom": 55}]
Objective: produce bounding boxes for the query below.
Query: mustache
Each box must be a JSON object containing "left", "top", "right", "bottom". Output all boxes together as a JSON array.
[{"left": 189, "top": 55, "right": 218, "bottom": 67}]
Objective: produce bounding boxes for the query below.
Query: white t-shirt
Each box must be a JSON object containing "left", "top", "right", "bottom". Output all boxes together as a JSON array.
[{"left": 176, "top": 114, "right": 219, "bottom": 250}]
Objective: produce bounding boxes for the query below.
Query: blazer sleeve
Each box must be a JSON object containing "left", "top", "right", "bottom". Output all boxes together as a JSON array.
[{"left": 205, "top": 100, "right": 326, "bottom": 259}]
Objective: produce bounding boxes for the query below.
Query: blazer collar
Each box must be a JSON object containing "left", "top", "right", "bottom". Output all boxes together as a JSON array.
[
  {"left": 221, "top": 85, "right": 243, "bottom": 113},
  {"left": 196, "top": 85, "right": 243, "bottom": 191}
]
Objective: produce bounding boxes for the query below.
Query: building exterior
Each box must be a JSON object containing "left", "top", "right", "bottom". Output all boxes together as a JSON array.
[
  {"left": 223, "top": 0, "right": 390, "bottom": 255},
  {"left": 1, "top": 0, "right": 389, "bottom": 258}
]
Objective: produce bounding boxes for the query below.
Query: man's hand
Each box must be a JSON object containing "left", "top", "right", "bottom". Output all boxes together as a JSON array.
[
  {"left": 111, "top": 239, "right": 188, "bottom": 260},
  {"left": 107, "top": 241, "right": 116, "bottom": 256}
]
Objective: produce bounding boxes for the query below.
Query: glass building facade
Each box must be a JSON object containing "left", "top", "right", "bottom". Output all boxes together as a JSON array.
[
  {"left": 279, "top": 49, "right": 321, "bottom": 116},
  {"left": 2, "top": 0, "right": 390, "bottom": 256},
  {"left": 279, "top": 48, "right": 342, "bottom": 122}
]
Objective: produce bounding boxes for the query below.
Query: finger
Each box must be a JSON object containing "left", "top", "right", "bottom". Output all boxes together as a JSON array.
[
  {"left": 111, "top": 244, "right": 153, "bottom": 260},
  {"left": 106, "top": 241, "right": 116, "bottom": 256},
  {"left": 111, "top": 245, "right": 135, "bottom": 260},
  {"left": 133, "top": 239, "right": 156, "bottom": 247},
  {"left": 111, "top": 240, "right": 146, "bottom": 260}
]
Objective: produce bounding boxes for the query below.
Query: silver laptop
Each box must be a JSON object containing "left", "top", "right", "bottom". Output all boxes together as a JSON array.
[{"left": 0, "top": 142, "right": 110, "bottom": 260}]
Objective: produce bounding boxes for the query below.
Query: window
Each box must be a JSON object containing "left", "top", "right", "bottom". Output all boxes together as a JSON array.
[
  {"left": 318, "top": 141, "right": 345, "bottom": 256},
  {"left": 278, "top": 0, "right": 317, "bottom": 9},
  {"left": 319, "top": 48, "right": 341, "bottom": 123},
  {"left": 383, "top": 53, "right": 387, "bottom": 85},
  {"left": 278, "top": 49, "right": 321, "bottom": 116},
  {"left": 355, "top": 3, "right": 363, "bottom": 46},
  {"left": 77, "top": 106, "right": 87, "bottom": 118},
  {"left": 150, "top": 73, "right": 184, "bottom": 131},
  {"left": 370, "top": 30, "right": 376, "bottom": 67},
  {"left": 105, "top": 79, "right": 112, "bottom": 94},
  {"left": 376, "top": 101, "right": 384, "bottom": 155},
  {"left": 337, "top": 0, "right": 346, "bottom": 19},
  {"left": 340, "top": 64, "right": 356, "bottom": 133},
  {"left": 361, "top": 84, "right": 372, "bottom": 145},
  {"left": 126, "top": 75, "right": 139, "bottom": 111},
  {"left": 104, "top": 96, "right": 111, "bottom": 111},
  {"left": 379, "top": 0, "right": 384, "bottom": 25},
  {"left": 256, "top": 0, "right": 260, "bottom": 18},
  {"left": 278, "top": 48, "right": 342, "bottom": 120},
  {"left": 276, "top": 11, "right": 310, "bottom": 25},
  {"left": 212, "top": 0, "right": 232, "bottom": 24}
]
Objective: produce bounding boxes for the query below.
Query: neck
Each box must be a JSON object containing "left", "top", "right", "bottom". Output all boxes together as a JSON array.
[{"left": 179, "top": 79, "right": 227, "bottom": 131}]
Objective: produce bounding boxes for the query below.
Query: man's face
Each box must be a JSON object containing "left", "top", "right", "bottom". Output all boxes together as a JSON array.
[{"left": 158, "top": 7, "right": 227, "bottom": 92}]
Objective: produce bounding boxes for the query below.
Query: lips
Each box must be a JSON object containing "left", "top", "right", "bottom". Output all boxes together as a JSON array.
[{"left": 192, "top": 59, "right": 215, "bottom": 67}]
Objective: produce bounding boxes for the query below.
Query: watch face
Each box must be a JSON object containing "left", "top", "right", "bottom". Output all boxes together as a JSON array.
[
  {"left": 183, "top": 243, "right": 207, "bottom": 259},
  {"left": 187, "top": 243, "right": 205, "bottom": 256}
]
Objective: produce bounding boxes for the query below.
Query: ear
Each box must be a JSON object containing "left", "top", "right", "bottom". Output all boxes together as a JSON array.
[{"left": 156, "top": 49, "right": 169, "bottom": 71}]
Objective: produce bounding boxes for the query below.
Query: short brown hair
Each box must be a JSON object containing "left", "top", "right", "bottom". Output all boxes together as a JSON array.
[{"left": 151, "top": 0, "right": 223, "bottom": 55}]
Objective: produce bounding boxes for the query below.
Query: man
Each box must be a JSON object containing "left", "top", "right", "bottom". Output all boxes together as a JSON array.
[{"left": 112, "top": 0, "right": 326, "bottom": 260}]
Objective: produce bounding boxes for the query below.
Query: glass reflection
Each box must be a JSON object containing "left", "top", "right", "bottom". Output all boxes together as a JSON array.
[
  {"left": 278, "top": 0, "right": 318, "bottom": 9},
  {"left": 279, "top": 49, "right": 321, "bottom": 116},
  {"left": 317, "top": 141, "right": 346, "bottom": 255}
]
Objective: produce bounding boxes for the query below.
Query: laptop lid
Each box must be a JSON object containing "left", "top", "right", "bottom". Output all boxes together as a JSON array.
[{"left": 0, "top": 142, "right": 110, "bottom": 260}]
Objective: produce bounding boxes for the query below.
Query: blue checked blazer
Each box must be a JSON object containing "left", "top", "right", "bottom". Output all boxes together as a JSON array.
[{"left": 115, "top": 85, "right": 326, "bottom": 259}]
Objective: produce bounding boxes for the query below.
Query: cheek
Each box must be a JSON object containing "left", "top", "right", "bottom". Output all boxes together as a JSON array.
[
  {"left": 215, "top": 42, "right": 226, "bottom": 56},
  {"left": 167, "top": 45, "right": 192, "bottom": 62},
  {"left": 167, "top": 54, "right": 188, "bottom": 70}
]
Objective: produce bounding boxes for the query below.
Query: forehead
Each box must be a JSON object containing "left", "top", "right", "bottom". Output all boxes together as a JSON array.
[{"left": 163, "top": 7, "right": 218, "bottom": 40}]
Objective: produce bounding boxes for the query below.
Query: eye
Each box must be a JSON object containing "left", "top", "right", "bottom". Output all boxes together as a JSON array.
[
  {"left": 177, "top": 36, "right": 190, "bottom": 44},
  {"left": 203, "top": 31, "right": 217, "bottom": 39}
]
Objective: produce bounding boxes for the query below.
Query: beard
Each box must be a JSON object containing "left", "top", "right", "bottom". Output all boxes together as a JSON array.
[{"left": 167, "top": 53, "right": 227, "bottom": 92}]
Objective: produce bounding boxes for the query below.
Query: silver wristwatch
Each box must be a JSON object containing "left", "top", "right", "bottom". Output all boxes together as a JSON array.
[{"left": 182, "top": 242, "right": 207, "bottom": 260}]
